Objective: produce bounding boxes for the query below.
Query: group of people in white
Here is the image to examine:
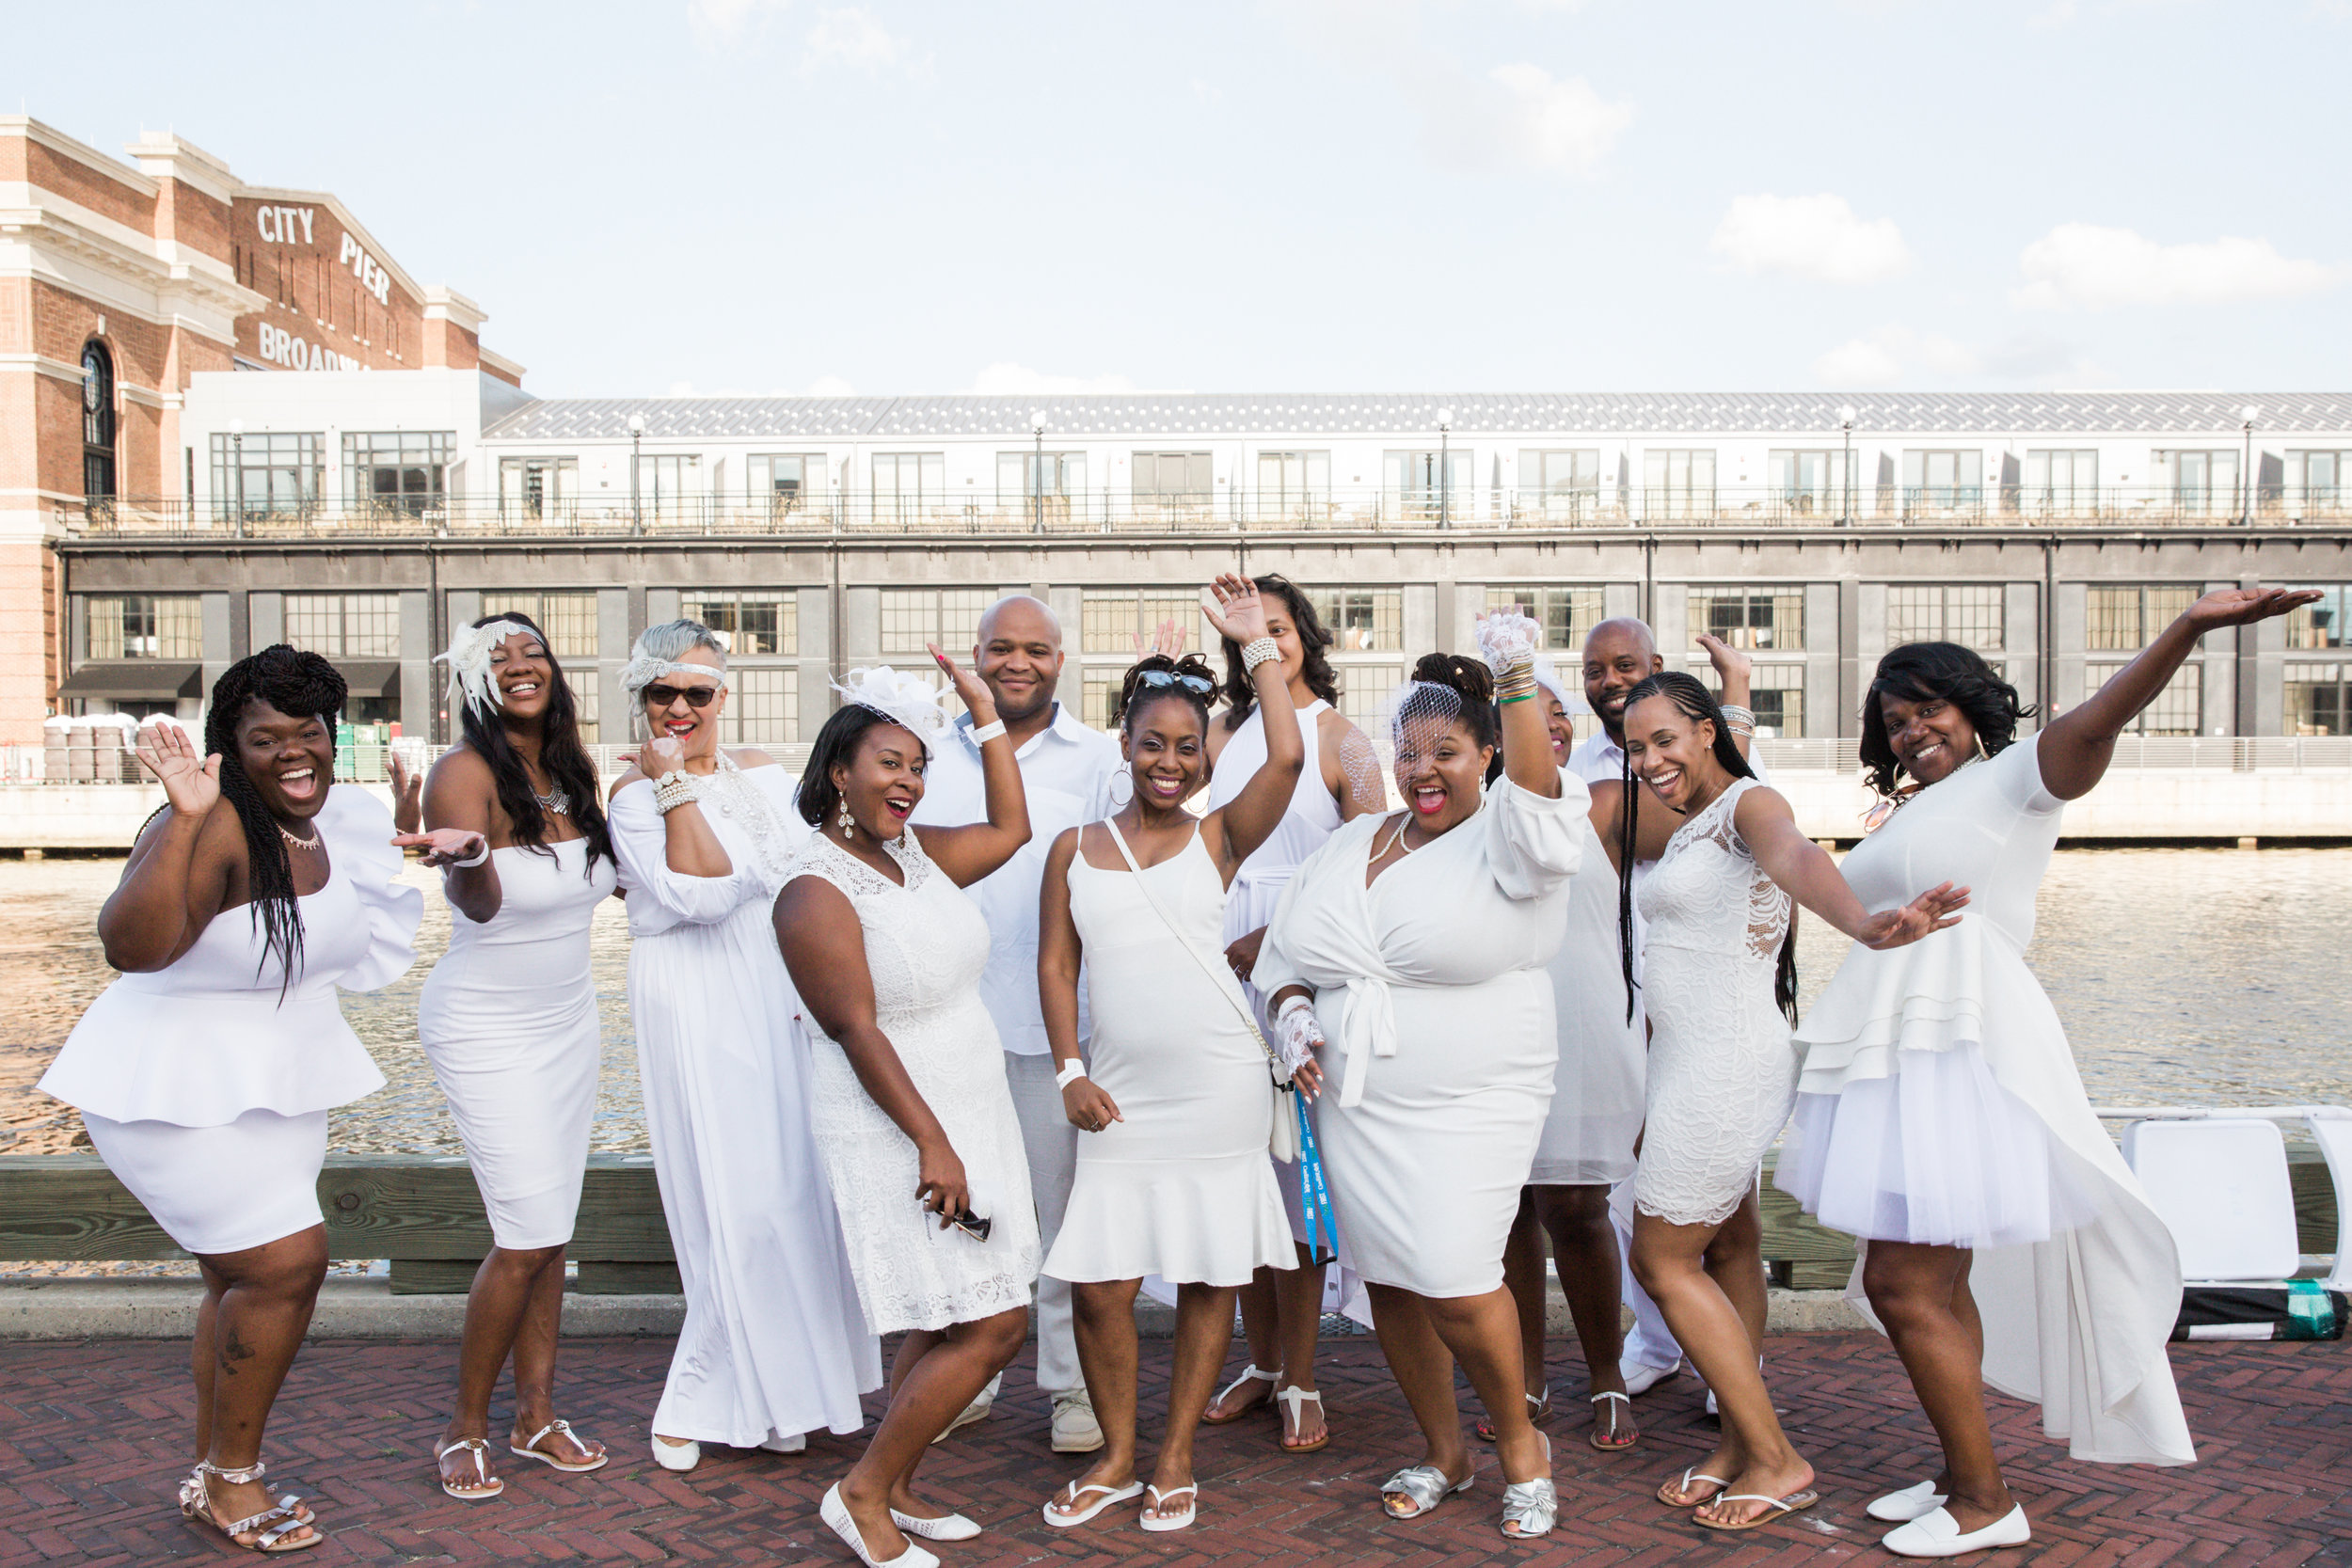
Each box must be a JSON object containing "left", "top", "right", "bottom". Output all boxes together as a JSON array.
[{"left": 40, "top": 566, "right": 2317, "bottom": 1560}]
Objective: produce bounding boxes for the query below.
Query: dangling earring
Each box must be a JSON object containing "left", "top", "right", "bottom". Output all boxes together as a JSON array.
[{"left": 837, "top": 796, "right": 855, "bottom": 841}]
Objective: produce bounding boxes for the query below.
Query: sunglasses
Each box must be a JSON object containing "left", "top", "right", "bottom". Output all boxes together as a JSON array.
[
  {"left": 1136, "top": 670, "right": 1215, "bottom": 695},
  {"left": 643, "top": 683, "right": 722, "bottom": 709}
]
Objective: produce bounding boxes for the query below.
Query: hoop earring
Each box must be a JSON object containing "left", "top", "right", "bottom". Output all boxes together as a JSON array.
[
  {"left": 837, "top": 797, "right": 855, "bottom": 841},
  {"left": 1107, "top": 770, "right": 1136, "bottom": 808}
]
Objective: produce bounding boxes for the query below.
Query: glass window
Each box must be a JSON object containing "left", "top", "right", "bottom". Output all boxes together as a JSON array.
[
  {"left": 1306, "top": 587, "right": 1404, "bottom": 653},
  {"left": 1083, "top": 670, "right": 1122, "bottom": 732},
  {"left": 1641, "top": 449, "right": 1716, "bottom": 518},
  {"left": 879, "top": 589, "right": 989, "bottom": 656},
  {"left": 2021, "top": 450, "right": 2097, "bottom": 514},
  {"left": 569, "top": 667, "right": 599, "bottom": 745},
  {"left": 1334, "top": 666, "right": 1404, "bottom": 733},
  {"left": 1257, "top": 451, "right": 1331, "bottom": 519},
  {"left": 284, "top": 594, "right": 400, "bottom": 658},
  {"left": 499, "top": 457, "right": 578, "bottom": 520},
  {"left": 2153, "top": 449, "right": 2240, "bottom": 515},
  {"left": 82, "top": 341, "right": 116, "bottom": 502},
  {"left": 2090, "top": 662, "right": 2201, "bottom": 736},
  {"left": 2285, "top": 586, "right": 2346, "bottom": 650},
  {"left": 343, "top": 432, "right": 453, "bottom": 515},
  {"left": 1884, "top": 585, "right": 2003, "bottom": 652},
  {"left": 1488, "top": 586, "right": 1603, "bottom": 653},
  {"left": 635, "top": 453, "right": 702, "bottom": 521},
  {"left": 211, "top": 432, "right": 323, "bottom": 518},
  {"left": 996, "top": 451, "right": 1088, "bottom": 501},
  {"left": 1765, "top": 450, "right": 1851, "bottom": 516},
  {"left": 1689, "top": 586, "right": 1805, "bottom": 652},
  {"left": 2287, "top": 451, "right": 2347, "bottom": 513},
  {"left": 2085, "top": 585, "right": 2198, "bottom": 652},
  {"left": 2285, "top": 661, "right": 2348, "bottom": 736},
  {"left": 478, "top": 592, "right": 599, "bottom": 660},
  {"left": 1696, "top": 661, "right": 1807, "bottom": 739},
  {"left": 1384, "top": 449, "right": 1471, "bottom": 522},
  {"left": 680, "top": 591, "right": 798, "bottom": 657},
  {"left": 1082, "top": 591, "right": 1207, "bottom": 655},
  {"left": 1899, "top": 450, "right": 1986, "bottom": 512},
  {"left": 872, "top": 452, "right": 946, "bottom": 523},
  {"left": 86, "top": 594, "right": 201, "bottom": 659},
  {"left": 720, "top": 666, "right": 799, "bottom": 745},
  {"left": 748, "top": 453, "right": 823, "bottom": 518}
]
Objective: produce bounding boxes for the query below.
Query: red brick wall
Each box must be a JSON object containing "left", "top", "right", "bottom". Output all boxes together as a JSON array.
[
  {"left": 0, "top": 543, "right": 57, "bottom": 743},
  {"left": 422, "top": 318, "right": 482, "bottom": 372},
  {"left": 155, "top": 178, "right": 231, "bottom": 264},
  {"left": 14, "top": 139, "right": 157, "bottom": 236},
  {"left": 230, "top": 198, "right": 429, "bottom": 371}
]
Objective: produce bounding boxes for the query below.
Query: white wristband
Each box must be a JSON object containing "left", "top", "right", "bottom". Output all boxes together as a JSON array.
[
  {"left": 968, "top": 718, "right": 1008, "bottom": 744},
  {"left": 451, "top": 839, "right": 490, "bottom": 868},
  {"left": 1054, "top": 1059, "right": 1088, "bottom": 1089}
]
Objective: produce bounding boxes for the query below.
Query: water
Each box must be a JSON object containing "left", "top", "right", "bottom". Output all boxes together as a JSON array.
[{"left": 2, "top": 848, "right": 2346, "bottom": 1158}]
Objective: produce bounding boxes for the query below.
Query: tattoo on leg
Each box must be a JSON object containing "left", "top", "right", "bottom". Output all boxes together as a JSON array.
[{"left": 220, "top": 1328, "right": 257, "bottom": 1374}]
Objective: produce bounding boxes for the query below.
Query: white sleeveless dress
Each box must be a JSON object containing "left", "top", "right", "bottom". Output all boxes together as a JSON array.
[
  {"left": 1528, "top": 817, "right": 1645, "bottom": 1186},
  {"left": 790, "top": 829, "right": 1042, "bottom": 1335},
  {"left": 1631, "top": 777, "right": 1796, "bottom": 1228},
  {"left": 420, "top": 836, "right": 616, "bottom": 1250},
  {"left": 1044, "top": 827, "right": 1295, "bottom": 1288}
]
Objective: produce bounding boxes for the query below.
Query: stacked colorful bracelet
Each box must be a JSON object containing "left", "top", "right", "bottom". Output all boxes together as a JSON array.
[{"left": 1495, "top": 658, "right": 1538, "bottom": 705}]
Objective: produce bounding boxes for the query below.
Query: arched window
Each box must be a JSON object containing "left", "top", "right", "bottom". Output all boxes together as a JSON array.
[{"left": 81, "top": 341, "right": 117, "bottom": 501}]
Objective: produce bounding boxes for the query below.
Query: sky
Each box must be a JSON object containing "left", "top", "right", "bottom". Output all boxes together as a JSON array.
[{"left": 12, "top": 0, "right": 2352, "bottom": 399}]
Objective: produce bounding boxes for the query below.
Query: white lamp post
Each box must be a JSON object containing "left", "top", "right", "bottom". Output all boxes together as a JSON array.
[
  {"left": 628, "top": 412, "right": 645, "bottom": 532},
  {"left": 1031, "top": 410, "right": 1047, "bottom": 534},
  {"left": 2240, "top": 404, "right": 2259, "bottom": 525},
  {"left": 1837, "top": 404, "right": 1857, "bottom": 525},
  {"left": 1437, "top": 407, "right": 1454, "bottom": 529}
]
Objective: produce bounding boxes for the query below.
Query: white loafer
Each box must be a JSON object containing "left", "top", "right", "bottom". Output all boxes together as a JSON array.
[
  {"left": 822, "top": 1482, "right": 940, "bottom": 1568},
  {"left": 892, "top": 1507, "right": 981, "bottom": 1542},
  {"left": 650, "top": 1434, "right": 700, "bottom": 1473},
  {"left": 759, "top": 1433, "right": 807, "bottom": 1455},
  {"left": 1867, "top": 1479, "right": 1951, "bottom": 1523},
  {"left": 1619, "top": 1357, "right": 1681, "bottom": 1397},
  {"left": 1883, "top": 1504, "right": 2031, "bottom": 1558}
]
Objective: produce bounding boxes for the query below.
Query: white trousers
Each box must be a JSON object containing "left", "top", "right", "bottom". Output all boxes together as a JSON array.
[{"left": 1002, "top": 1051, "right": 1082, "bottom": 1398}]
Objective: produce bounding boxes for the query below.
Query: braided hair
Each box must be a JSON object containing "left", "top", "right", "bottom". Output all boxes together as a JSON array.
[
  {"left": 204, "top": 645, "right": 347, "bottom": 991},
  {"left": 453, "top": 613, "right": 613, "bottom": 876},
  {"left": 1218, "top": 575, "right": 1340, "bottom": 732},
  {"left": 1613, "top": 671, "right": 1796, "bottom": 1026},
  {"left": 1112, "top": 652, "right": 1218, "bottom": 735},
  {"left": 1404, "top": 652, "right": 1498, "bottom": 749}
]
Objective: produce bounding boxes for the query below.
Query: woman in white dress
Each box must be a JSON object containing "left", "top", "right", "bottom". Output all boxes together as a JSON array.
[
  {"left": 39, "top": 649, "right": 419, "bottom": 1554},
  {"left": 1198, "top": 574, "right": 1382, "bottom": 1454},
  {"left": 1779, "top": 586, "right": 2311, "bottom": 1558},
  {"left": 1253, "top": 615, "right": 1581, "bottom": 1541},
  {"left": 775, "top": 654, "right": 1037, "bottom": 1568},
  {"left": 1602, "top": 671, "right": 1963, "bottom": 1533},
  {"left": 608, "top": 621, "right": 881, "bottom": 1473},
  {"left": 1034, "top": 579, "right": 1316, "bottom": 1532},
  {"left": 396, "top": 613, "right": 619, "bottom": 1499}
]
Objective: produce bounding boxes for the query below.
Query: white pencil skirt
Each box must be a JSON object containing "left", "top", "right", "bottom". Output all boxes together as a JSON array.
[{"left": 83, "top": 1108, "right": 329, "bottom": 1257}]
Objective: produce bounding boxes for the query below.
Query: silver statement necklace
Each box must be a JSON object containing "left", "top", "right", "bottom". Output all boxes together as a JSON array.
[{"left": 534, "top": 784, "right": 571, "bottom": 816}]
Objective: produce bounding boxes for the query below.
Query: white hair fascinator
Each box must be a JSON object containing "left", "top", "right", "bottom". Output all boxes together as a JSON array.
[
  {"left": 832, "top": 665, "right": 954, "bottom": 753},
  {"left": 619, "top": 652, "right": 728, "bottom": 696},
  {"left": 1531, "top": 655, "right": 1581, "bottom": 713},
  {"left": 435, "top": 618, "right": 538, "bottom": 716}
]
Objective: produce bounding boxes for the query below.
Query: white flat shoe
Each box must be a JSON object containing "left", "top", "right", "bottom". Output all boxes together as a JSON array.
[
  {"left": 1867, "top": 1478, "right": 1951, "bottom": 1523},
  {"left": 649, "top": 1435, "right": 699, "bottom": 1473},
  {"left": 760, "top": 1433, "right": 808, "bottom": 1454},
  {"left": 891, "top": 1508, "right": 981, "bottom": 1542},
  {"left": 822, "top": 1482, "right": 939, "bottom": 1568},
  {"left": 1883, "top": 1504, "right": 2031, "bottom": 1558},
  {"left": 1619, "top": 1357, "right": 1680, "bottom": 1396}
]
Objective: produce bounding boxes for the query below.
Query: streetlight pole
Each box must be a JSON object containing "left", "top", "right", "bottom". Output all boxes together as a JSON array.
[
  {"left": 628, "top": 412, "right": 645, "bottom": 534},
  {"left": 1437, "top": 407, "right": 1454, "bottom": 529},
  {"left": 229, "top": 419, "right": 245, "bottom": 538},
  {"left": 1837, "top": 404, "right": 1856, "bottom": 526},
  {"left": 1031, "top": 411, "right": 1046, "bottom": 535},
  {"left": 2240, "top": 404, "right": 2258, "bottom": 526}
]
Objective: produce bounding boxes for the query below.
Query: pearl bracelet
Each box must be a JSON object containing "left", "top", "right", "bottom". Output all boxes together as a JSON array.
[
  {"left": 1054, "top": 1059, "right": 1089, "bottom": 1089},
  {"left": 1240, "top": 636, "right": 1280, "bottom": 674},
  {"left": 653, "top": 770, "right": 701, "bottom": 815},
  {"left": 968, "top": 718, "right": 1008, "bottom": 744}
]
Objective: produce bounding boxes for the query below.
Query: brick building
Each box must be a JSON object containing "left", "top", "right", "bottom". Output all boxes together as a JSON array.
[{"left": 0, "top": 116, "right": 519, "bottom": 742}]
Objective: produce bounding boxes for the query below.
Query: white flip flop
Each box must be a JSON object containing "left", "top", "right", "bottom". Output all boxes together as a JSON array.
[
  {"left": 1041, "top": 1480, "right": 1146, "bottom": 1528},
  {"left": 1139, "top": 1483, "right": 1198, "bottom": 1532}
]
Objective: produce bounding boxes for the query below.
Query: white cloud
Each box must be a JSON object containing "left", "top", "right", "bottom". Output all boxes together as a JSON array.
[
  {"left": 1413, "top": 63, "right": 1632, "bottom": 177},
  {"left": 2012, "top": 223, "right": 2344, "bottom": 309},
  {"left": 963, "top": 363, "right": 1141, "bottom": 396},
  {"left": 805, "top": 374, "right": 858, "bottom": 397},
  {"left": 688, "top": 0, "right": 786, "bottom": 46},
  {"left": 1813, "top": 325, "right": 1979, "bottom": 387},
  {"left": 803, "top": 6, "right": 914, "bottom": 73},
  {"left": 1710, "top": 193, "right": 1913, "bottom": 285}
]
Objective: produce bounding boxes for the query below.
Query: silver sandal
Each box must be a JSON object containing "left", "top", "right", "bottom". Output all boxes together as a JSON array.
[
  {"left": 1380, "top": 1463, "right": 1472, "bottom": 1519},
  {"left": 177, "top": 1461, "right": 322, "bottom": 1553},
  {"left": 1500, "top": 1432, "right": 1557, "bottom": 1539}
]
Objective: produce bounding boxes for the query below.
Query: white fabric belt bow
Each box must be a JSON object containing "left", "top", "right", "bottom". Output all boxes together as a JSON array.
[{"left": 1336, "top": 973, "right": 1400, "bottom": 1108}]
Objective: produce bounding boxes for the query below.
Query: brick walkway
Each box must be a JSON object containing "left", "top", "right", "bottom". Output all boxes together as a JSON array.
[{"left": 1, "top": 1330, "right": 2345, "bottom": 1565}]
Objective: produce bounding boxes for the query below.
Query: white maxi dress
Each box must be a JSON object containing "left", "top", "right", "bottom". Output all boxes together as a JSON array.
[
  {"left": 1776, "top": 734, "right": 2194, "bottom": 1466},
  {"left": 612, "top": 757, "right": 882, "bottom": 1447},
  {"left": 1253, "top": 771, "right": 1587, "bottom": 1299},
  {"left": 1529, "top": 817, "right": 1645, "bottom": 1186},
  {"left": 419, "top": 837, "right": 617, "bottom": 1250}
]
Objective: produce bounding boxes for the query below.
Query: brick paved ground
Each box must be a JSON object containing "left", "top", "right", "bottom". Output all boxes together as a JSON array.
[{"left": 1, "top": 1330, "right": 2345, "bottom": 1566}]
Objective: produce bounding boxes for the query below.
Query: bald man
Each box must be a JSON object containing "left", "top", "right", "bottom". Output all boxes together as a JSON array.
[{"left": 910, "top": 594, "right": 1120, "bottom": 1453}]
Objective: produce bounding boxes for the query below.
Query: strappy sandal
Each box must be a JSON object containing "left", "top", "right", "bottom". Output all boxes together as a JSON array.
[
  {"left": 1200, "top": 1363, "right": 1277, "bottom": 1425},
  {"left": 1499, "top": 1435, "right": 1557, "bottom": 1541},
  {"left": 1275, "top": 1384, "right": 1328, "bottom": 1452},
  {"left": 1380, "top": 1463, "right": 1473, "bottom": 1519},
  {"left": 1139, "top": 1482, "right": 1198, "bottom": 1532},
  {"left": 509, "top": 1418, "right": 609, "bottom": 1474},
  {"left": 1474, "top": 1385, "right": 1551, "bottom": 1442},
  {"left": 435, "top": 1437, "right": 504, "bottom": 1500},
  {"left": 1589, "top": 1389, "right": 1638, "bottom": 1450},
  {"left": 1656, "top": 1467, "right": 1729, "bottom": 1507},
  {"left": 1693, "top": 1487, "right": 1820, "bottom": 1533},
  {"left": 178, "top": 1461, "right": 323, "bottom": 1553}
]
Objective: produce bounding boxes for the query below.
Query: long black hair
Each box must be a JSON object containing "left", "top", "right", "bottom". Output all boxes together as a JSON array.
[
  {"left": 797, "top": 703, "right": 909, "bottom": 831},
  {"left": 1112, "top": 652, "right": 1219, "bottom": 735},
  {"left": 1613, "top": 670, "right": 1796, "bottom": 1026},
  {"left": 1859, "top": 641, "right": 2035, "bottom": 798},
  {"left": 1219, "top": 574, "right": 1340, "bottom": 731},
  {"left": 454, "top": 612, "right": 612, "bottom": 875},
  {"left": 203, "top": 645, "right": 347, "bottom": 991}
]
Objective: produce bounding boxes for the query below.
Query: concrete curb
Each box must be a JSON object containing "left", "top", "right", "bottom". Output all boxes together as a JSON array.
[{"left": 0, "top": 1275, "right": 1868, "bottom": 1341}]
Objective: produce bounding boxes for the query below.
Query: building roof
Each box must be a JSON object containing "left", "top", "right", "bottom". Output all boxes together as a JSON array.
[{"left": 481, "top": 390, "right": 2352, "bottom": 442}]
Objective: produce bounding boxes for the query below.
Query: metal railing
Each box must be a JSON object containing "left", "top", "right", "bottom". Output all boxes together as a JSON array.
[{"left": 54, "top": 484, "right": 2352, "bottom": 541}]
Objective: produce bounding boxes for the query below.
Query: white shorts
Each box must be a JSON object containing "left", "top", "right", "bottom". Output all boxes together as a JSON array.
[{"left": 82, "top": 1108, "right": 328, "bottom": 1257}]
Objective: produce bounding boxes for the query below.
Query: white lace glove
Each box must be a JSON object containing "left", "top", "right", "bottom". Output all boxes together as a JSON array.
[
  {"left": 1475, "top": 609, "right": 1542, "bottom": 675},
  {"left": 1274, "top": 995, "right": 1324, "bottom": 1077}
]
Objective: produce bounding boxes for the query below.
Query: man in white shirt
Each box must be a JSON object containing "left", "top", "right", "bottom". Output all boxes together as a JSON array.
[
  {"left": 1567, "top": 616, "right": 1764, "bottom": 1407},
  {"left": 909, "top": 594, "right": 1121, "bottom": 1453}
]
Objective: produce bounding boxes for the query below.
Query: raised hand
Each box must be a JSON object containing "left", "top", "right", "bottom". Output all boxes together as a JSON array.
[
  {"left": 135, "top": 720, "right": 219, "bottom": 818},
  {"left": 1856, "top": 881, "right": 1971, "bottom": 950},
  {"left": 1201, "top": 572, "right": 1269, "bottom": 647},
  {"left": 641, "top": 735, "right": 688, "bottom": 777},
  {"left": 1062, "top": 1074, "right": 1123, "bottom": 1133},
  {"left": 1133, "top": 616, "right": 1188, "bottom": 660},
  {"left": 2183, "top": 585, "right": 2325, "bottom": 634},
  {"left": 392, "top": 828, "right": 489, "bottom": 869},
  {"left": 1697, "top": 630, "right": 1753, "bottom": 687},
  {"left": 387, "top": 747, "right": 424, "bottom": 835},
  {"left": 928, "top": 642, "right": 998, "bottom": 723},
  {"left": 1474, "top": 603, "right": 1542, "bottom": 673}
]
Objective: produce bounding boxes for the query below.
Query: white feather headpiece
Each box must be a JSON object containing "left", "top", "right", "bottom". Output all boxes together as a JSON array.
[
  {"left": 435, "top": 618, "right": 539, "bottom": 715},
  {"left": 832, "top": 665, "right": 954, "bottom": 753}
]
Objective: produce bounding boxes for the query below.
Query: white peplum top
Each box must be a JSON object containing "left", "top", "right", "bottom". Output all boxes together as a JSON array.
[{"left": 40, "top": 785, "right": 421, "bottom": 1128}]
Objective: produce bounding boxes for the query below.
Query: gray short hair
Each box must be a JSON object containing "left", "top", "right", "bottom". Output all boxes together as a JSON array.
[{"left": 621, "top": 618, "right": 729, "bottom": 695}]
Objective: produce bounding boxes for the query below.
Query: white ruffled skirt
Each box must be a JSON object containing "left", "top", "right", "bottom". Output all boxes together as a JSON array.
[{"left": 1776, "top": 1042, "right": 2097, "bottom": 1249}]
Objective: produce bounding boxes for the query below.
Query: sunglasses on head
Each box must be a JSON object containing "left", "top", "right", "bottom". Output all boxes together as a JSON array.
[
  {"left": 1136, "top": 670, "right": 1215, "bottom": 695},
  {"left": 643, "top": 682, "right": 721, "bottom": 709}
]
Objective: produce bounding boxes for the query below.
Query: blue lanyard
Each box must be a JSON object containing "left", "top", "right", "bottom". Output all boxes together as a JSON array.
[{"left": 1293, "top": 1091, "right": 1339, "bottom": 1267}]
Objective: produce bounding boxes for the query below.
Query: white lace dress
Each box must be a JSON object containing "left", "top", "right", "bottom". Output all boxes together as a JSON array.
[
  {"left": 789, "top": 830, "right": 1042, "bottom": 1335},
  {"left": 1631, "top": 777, "right": 1796, "bottom": 1228}
]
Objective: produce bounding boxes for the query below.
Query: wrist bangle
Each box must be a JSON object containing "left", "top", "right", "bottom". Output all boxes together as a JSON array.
[
  {"left": 653, "top": 770, "right": 701, "bottom": 815},
  {"left": 451, "top": 840, "right": 490, "bottom": 868},
  {"left": 968, "top": 718, "right": 1008, "bottom": 744},
  {"left": 1499, "top": 691, "right": 1536, "bottom": 705},
  {"left": 1054, "top": 1059, "right": 1088, "bottom": 1089},
  {"left": 1240, "top": 636, "right": 1280, "bottom": 674},
  {"left": 1718, "top": 704, "right": 1756, "bottom": 726}
]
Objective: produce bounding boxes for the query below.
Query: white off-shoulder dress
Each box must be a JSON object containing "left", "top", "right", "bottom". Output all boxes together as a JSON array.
[
  {"left": 788, "top": 830, "right": 1042, "bottom": 1334},
  {"left": 420, "top": 836, "right": 616, "bottom": 1250},
  {"left": 1777, "top": 733, "right": 2194, "bottom": 1466},
  {"left": 39, "top": 785, "right": 420, "bottom": 1256},
  {"left": 1253, "top": 771, "right": 1587, "bottom": 1299},
  {"left": 612, "top": 756, "right": 882, "bottom": 1448}
]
